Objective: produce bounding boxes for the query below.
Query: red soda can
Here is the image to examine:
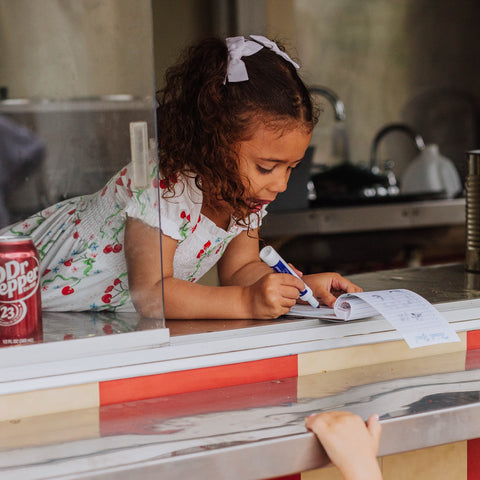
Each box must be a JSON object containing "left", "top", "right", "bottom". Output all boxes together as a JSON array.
[{"left": 0, "top": 235, "right": 42, "bottom": 346}]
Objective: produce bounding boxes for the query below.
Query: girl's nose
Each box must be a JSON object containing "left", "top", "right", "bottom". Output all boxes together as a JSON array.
[{"left": 270, "top": 172, "right": 290, "bottom": 193}]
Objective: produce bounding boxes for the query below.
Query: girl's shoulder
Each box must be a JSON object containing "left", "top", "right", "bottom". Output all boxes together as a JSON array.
[
  {"left": 157, "top": 172, "right": 204, "bottom": 240},
  {"left": 160, "top": 171, "right": 203, "bottom": 207}
]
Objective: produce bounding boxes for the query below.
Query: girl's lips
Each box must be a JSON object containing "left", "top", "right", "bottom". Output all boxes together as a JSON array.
[{"left": 249, "top": 199, "right": 271, "bottom": 212}]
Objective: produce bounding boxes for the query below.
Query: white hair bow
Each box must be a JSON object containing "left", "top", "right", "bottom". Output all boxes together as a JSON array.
[
  {"left": 225, "top": 35, "right": 300, "bottom": 84},
  {"left": 250, "top": 35, "right": 300, "bottom": 70},
  {"left": 225, "top": 36, "right": 263, "bottom": 83}
]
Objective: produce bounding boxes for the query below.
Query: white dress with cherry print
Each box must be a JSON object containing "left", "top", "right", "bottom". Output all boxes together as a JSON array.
[
  {"left": 159, "top": 173, "right": 267, "bottom": 284},
  {"left": 1, "top": 161, "right": 267, "bottom": 312}
]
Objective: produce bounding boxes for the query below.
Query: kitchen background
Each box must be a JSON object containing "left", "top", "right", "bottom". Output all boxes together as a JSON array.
[{"left": 1, "top": 0, "right": 480, "bottom": 275}]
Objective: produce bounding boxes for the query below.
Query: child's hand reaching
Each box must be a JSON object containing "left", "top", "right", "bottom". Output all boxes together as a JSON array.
[
  {"left": 302, "top": 272, "right": 363, "bottom": 308},
  {"left": 305, "top": 411, "right": 383, "bottom": 480}
]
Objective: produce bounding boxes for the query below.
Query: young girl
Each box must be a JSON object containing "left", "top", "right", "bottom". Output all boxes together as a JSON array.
[{"left": 1, "top": 35, "right": 361, "bottom": 318}]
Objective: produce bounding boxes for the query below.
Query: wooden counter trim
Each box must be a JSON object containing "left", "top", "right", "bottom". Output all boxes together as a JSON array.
[{"left": 99, "top": 355, "right": 298, "bottom": 405}]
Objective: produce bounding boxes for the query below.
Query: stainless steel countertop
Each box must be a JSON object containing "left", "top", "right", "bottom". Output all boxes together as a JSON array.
[
  {"left": 1, "top": 350, "right": 479, "bottom": 479},
  {"left": 260, "top": 198, "right": 465, "bottom": 237},
  {"left": 348, "top": 262, "right": 480, "bottom": 304}
]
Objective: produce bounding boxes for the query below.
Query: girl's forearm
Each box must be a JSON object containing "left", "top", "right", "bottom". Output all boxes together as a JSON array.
[
  {"left": 220, "top": 259, "right": 271, "bottom": 287},
  {"left": 165, "top": 278, "right": 256, "bottom": 319},
  {"left": 132, "top": 277, "right": 253, "bottom": 319}
]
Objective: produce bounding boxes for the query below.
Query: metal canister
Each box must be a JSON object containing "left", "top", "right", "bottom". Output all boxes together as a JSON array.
[
  {"left": 466, "top": 150, "right": 480, "bottom": 272},
  {"left": 0, "top": 235, "right": 42, "bottom": 346}
]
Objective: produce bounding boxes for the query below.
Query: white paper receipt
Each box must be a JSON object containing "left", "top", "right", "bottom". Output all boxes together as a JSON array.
[{"left": 287, "top": 289, "right": 460, "bottom": 348}]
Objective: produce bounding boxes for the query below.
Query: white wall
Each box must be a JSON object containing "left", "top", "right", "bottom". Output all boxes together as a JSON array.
[{"left": 0, "top": 0, "right": 154, "bottom": 98}]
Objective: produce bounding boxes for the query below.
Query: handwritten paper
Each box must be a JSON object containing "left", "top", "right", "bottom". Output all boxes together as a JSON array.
[{"left": 287, "top": 289, "right": 460, "bottom": 348}]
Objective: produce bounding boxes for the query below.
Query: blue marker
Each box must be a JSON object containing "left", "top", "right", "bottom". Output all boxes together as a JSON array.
[{"left": 260, "top": 245, "right": 319, "bottom": 308}]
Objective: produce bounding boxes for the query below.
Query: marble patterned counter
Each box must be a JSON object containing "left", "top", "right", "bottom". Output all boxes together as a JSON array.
[{"left": 1, "top": 348, "right": 480, "bottom": 479}]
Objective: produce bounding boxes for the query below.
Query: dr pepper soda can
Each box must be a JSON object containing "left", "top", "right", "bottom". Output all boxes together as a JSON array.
[{"left": 0, "top": 235, "right": 42, "bottom": 346}]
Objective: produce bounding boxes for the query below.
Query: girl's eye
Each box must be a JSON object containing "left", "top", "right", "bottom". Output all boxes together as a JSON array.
[
  {"left": 257, "top": 165, "right": 274, "bottom": 174},
  {"left": 256, "top": 163, "right": 301, "bottom": 174}
]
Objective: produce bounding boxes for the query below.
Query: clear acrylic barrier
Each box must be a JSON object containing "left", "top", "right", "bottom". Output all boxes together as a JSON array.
[{"left": 0, "top": 0, "right": 164, "bottom": 351}]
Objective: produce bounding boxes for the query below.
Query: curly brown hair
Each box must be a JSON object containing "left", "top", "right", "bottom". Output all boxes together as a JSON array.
[{"left": 156, "top": 35, "right": 318, "bottom": 224}]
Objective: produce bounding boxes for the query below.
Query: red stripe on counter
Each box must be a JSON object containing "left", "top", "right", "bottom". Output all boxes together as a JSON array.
[
  {"left": 466, "top": 331, "right": 480, "bottom": 370},
  {"left": 465, "top": 348, "right": 480, "bottom": 371},
  {"left": 468, "top": 438, "right": 480, "bottom": 480},
  {"left": 467, "top": 330, "right": 480, "bottom": 350},
  {"left": 99, "top": 355, "right": 298, "bottom": 406}
]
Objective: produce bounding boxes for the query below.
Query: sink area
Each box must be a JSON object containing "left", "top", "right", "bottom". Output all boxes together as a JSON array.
[
  {"left": 260, "top": 197, "right": 466, "bottom": 273},
  {"left": 262, "top": 197, "right": 466, "bottom": 237},
  {"left": 310, "top": 190, "right": 452, "bottom": 207},
  {"left": 269, "top": 87, "right": 464, "bottom": 214}
]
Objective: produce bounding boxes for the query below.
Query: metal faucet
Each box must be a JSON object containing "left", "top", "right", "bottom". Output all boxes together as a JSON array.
[
  {"left": 370, "top": 122, "right": 425, "bottom": 171},
  {"left": 309, "top": 86, "right": 346, "bottom": 121},
  {"left": 309, "top": 86, "right": 349, "bottom": 163}
]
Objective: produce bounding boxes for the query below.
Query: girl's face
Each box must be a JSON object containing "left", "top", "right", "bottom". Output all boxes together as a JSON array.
[{"left": 237, "top": 124, "right": 312, "bottom": 211}]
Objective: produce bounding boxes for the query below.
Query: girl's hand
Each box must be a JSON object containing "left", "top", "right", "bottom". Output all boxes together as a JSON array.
[
  {"left": 302, "top": 272, "right": 362, "bottom": 308},
  {"left": 305, "top": 411, "right": 383, "bottom": 480},
  {"left": 243, "top": 272, "right": 306, "bottom": 319}
]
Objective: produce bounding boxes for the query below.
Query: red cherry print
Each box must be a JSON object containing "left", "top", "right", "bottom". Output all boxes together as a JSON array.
[
  {"left": 116, "top": 177, "right": 124, "bottom": 186},
  {"left": 103, "top": 324, "right": 114, "bottom": 335},
  {"left": 75, "top": 219, "right": 81, "bottom": 225},
  {"left": 152, "top": 178, "right": 159, "bottom": 188},
  {"left": 197, "top": 249, "right": 204, "bottom": 259},
  {"left": 63, "top": 259, "right": 73, "bottom": 267},
  {"left": 191, "top": 224, "right": 197, "bottom": 233},
  {"left": 68, "top": 209, "right": 76, "bottom": 215},
  {"left": 73, "top": 232, "right": 79, "bottom": 239},
  {"left": 113, "top": 244, "right": 123, "bottom": 253},
  {"left": 103, "top": 244, "right": 113, "bottom": 254},
  {"left": 120, "top": 168, "right": 127, "bottom": 176},
  {"left": 113, "top": 278, "right": 121, "bottom": 285},
  {"left": 105, "top": 285, "right": 114, "bottom": 293},
  {"left": 180, "top": 211, "right": 186, "bottom": 219},
  {"left": 102, "top": 294, "right": 112, "bottom": 303},
  {"left": 62, "top": 286, "right": 74, "bottom": 295},
  {"left": 204, "top": 240, "right": 211, "bottom": 249},
  {"left": 101, "top": 185, "right": 108, "bottom": 196},
  {"left": 159, "top": 179, "right": 168, "bottom": 189}
]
